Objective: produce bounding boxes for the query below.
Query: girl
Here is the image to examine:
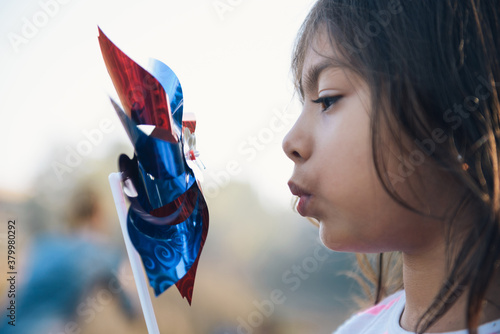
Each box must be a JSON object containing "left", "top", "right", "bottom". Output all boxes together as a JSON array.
[{"left": 282, "top": 1, "right": 500, "bottom": 333}]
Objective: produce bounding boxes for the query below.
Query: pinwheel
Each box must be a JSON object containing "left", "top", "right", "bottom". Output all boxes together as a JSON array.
[{"left": 98, "top": 27, "right": 209, "bottom": 332}]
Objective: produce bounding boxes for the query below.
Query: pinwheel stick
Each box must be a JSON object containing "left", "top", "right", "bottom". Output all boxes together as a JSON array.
[{"left": 108, "top": 172, "right": 160, "bottom": 334}]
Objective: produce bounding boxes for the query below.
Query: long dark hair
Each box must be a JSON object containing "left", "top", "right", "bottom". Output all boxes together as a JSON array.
[{"left": 292, "top": 1, "right": 500, "bottom": 333}]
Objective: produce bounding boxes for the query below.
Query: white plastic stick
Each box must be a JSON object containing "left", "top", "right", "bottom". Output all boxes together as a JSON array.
[{"left": 108, "top": 173, "right": 160, "bottom": 334}]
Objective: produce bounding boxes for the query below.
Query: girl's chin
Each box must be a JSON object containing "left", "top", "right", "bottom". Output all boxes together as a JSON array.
[
  {"left": 318, "top": 222, "right": 342, "bottom": 251},
  {"left": 318, "top": 222, "right": 359, "bottom": 252}
]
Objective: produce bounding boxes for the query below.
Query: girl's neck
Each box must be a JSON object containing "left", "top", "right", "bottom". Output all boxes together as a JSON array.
[
  {"left": 401, "top": 242, "right": 468, "bottom": 332},
  {"left": 401, "top": 243, "right": 500, "bottom": 333}
]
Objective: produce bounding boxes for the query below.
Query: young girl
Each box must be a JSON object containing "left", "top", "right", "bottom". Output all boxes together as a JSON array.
[{"left": 282, "top": 1, "right": 500, "bottom": 333}]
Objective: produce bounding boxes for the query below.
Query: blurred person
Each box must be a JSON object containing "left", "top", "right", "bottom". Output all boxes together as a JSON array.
[{"left": 0, "top": 185, "right": 135, "bottom": 333}]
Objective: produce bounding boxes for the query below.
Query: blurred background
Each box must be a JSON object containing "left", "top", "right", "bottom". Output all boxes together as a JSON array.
[{"left": 0, "top": 0, "right": 362, "bottom": 333}]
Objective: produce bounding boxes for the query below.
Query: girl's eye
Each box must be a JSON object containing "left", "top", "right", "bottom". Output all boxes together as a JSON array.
[{"left": 311, "top": 95, "right": 342, "bottom": 112}]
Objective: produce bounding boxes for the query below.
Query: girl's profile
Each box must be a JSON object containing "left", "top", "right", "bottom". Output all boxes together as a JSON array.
[{"left": 283, "top": 1, "right": 500, "bottom": 333}]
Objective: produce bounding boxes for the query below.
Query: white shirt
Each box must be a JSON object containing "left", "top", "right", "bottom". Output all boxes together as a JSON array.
[{"left": 333, "top": 290, "right": 500, "bottom": 334}]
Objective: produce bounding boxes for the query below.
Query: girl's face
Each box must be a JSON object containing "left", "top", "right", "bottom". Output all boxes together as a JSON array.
[{"left": 283, "top": 30, "right": 463, "bottom": 253}]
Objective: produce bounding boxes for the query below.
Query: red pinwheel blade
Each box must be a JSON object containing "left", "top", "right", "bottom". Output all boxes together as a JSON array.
[
  {"left": 98, "top": 27, "right": 178, "bottom": 143},
  {"left": 175, "top": 191, "right": 209, "bottom": 304}
]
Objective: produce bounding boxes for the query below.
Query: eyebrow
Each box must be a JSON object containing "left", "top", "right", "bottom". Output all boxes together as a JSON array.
[{"left": 301, "top": 60, "right": 342, "bottom": 97}]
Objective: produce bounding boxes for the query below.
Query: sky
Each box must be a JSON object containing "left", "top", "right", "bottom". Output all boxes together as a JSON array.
[{"left": 0, "top": 0, "right": 315, "bottom": 210}]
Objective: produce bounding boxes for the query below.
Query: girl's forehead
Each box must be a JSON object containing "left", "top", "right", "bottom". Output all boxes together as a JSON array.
[
  {"left": 301, "top": 35, "right": 361, "bottom": 95},
  {"left": 305, "top": 28, "right": 336, "bottom": 63},
  {"left": 301, "top": 28, "right": 350, "bottom": 78}
]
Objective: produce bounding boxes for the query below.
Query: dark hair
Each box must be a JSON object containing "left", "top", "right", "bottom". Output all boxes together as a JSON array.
[
  {"left": 292, "top": 0, "right": 500, "bottom": 333},
  {"left": 66, "top": 186, "right": 100, "bottom": 228}
]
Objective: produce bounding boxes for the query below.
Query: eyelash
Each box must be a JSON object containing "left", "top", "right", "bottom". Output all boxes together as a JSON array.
[{"left": 311, "top": 95, "right": 342, "bottom": 112}]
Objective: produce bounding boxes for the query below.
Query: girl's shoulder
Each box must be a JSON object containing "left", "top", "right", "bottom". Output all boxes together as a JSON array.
[
  {"left": 332, "top": 290, "right": 405, "bottom": 334},
  {"left": 332, "top": 290, "right": 500, "bottom": 334}
]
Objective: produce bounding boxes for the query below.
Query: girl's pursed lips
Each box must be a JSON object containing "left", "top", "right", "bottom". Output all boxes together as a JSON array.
[
  {"left": 288, "top": 180, "right": 313, "bottom": 217},
  {"left": 287, "top": 180, "right": 312, "bottom": 197}
]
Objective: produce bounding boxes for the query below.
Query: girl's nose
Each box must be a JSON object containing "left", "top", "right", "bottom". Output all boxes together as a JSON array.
[{"left": 282, "top": 114, "right": 311, "bottom": 163}]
